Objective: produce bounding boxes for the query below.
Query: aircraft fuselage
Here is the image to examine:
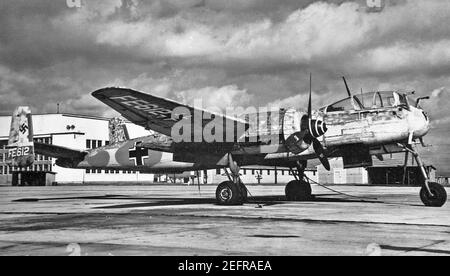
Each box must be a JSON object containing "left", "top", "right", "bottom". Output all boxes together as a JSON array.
[{"left": 56, "top": 91, "right": 430, "bottom": 173}]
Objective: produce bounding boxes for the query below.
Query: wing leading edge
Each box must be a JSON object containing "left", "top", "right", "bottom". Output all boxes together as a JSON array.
[{"left": 92, "top": 87, "right": 249, "bottom": 142}]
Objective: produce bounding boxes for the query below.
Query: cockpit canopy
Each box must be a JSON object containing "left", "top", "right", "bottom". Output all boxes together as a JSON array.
[{"left": 323, "top": 91, "right": 409, "bottom": 113}]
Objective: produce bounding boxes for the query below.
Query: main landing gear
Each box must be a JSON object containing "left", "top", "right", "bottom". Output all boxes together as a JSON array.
[
  {"left": 285, "top": 161, "right": 313, "bottom": 201},
  {"left": 401, "top": 143, "right": 447, "bottom": 207},
  {"left": 215, "top": 154, "right": 248, "bottom": 205},
  {"left": 216, "top": 180, "right": 248, "bottom": 205}
]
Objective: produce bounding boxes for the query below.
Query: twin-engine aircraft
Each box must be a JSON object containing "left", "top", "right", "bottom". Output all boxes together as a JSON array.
[{"left": 3, "top": 77, "right": 447, "bottom": 207}]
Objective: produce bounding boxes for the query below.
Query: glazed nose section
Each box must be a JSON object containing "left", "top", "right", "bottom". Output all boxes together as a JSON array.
[
  {"left": 422, "top": 110, "right": 430, "bottom": 134},
  {"left": 410, "top": 108, "right": 430, "bottom": 138}
]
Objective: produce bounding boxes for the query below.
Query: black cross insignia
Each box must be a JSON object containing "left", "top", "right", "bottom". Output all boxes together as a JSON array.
[{"left": 129, "top": 142, "right": 149, "bottom": 166}]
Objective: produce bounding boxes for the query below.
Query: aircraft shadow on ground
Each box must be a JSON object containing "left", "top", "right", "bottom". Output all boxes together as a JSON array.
[{"left": 13, "top": 194, "right": 384, "bottom": 209}]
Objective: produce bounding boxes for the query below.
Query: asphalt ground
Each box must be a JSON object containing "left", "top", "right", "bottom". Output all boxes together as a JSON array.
[{"left": 0, "top": 184, "right": 449, "bottom": 256}]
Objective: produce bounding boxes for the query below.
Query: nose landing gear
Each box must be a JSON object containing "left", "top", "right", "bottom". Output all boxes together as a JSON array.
[
  {"left": 400, "top": 143, "right": 447, "bottom": 207},
  {"left": 420, "top": 182, "right": 447, "bottom": 207}
]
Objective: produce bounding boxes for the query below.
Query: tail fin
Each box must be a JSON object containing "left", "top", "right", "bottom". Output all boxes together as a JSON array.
[
  {"left": 6, "top": 106, "right": 35, "bottom": 167},
  {"left": 108, "top": 117, "right": 130, "bottom": 144}
]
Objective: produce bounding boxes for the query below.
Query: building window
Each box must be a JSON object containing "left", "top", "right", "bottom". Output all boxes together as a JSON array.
[
  {"left": 252, "top": 170, "right": 255, "bottom": 175},
  {"left": 86, "top": 140, "right": 91, "bottom": 149},
  {"left": 97, "top": 169, "right": 102, "bottom": 174},
  {"left": 267, "top": 170, "right": 270, "bottom": 175},
  {"left": 281, "top": 170, "right": 285, "bottom": 176},
  {"left": 260, "top": 170, "right": 263, "bottom": 175},
  {"left": 98, "top": 141, "right": 102, "bottom": 147},
  {"left": 243, "top": 169, "right": 247, "bottom": 175},
  {"left": 216, "top": 168, "right": 221, "bottom": 175},
  {"left": 86, "top": 169, "right": 90, "bottom": 174},
  {"left": 105, "top": 141, "right": 110, "bottom": 146}
]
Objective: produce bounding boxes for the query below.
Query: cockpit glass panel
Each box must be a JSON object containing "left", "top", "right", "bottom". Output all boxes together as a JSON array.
[
  {"left": 326, "top": 98, "right": 351, "bottom": 112},
  {"left": 326, "top": 96, "right": 364, "bottom": 112},
  {"left": 325, "top": 91, "right": 409, "bottom": 113}
]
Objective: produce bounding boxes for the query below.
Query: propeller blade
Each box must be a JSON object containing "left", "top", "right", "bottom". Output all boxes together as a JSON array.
[
  {"left": 312, "top": 138, "right": 330, "bottom": 171},
  {"left": 308, "top": 73, "right": 312, "bottom": 117}
]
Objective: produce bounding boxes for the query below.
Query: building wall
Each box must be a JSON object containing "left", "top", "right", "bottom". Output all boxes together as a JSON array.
[
  {"left": 207, "top": 167, "right": 318, "bottom": 185},
  {"left": 317, "top": 158, "right": 368, "bottom": 184}
]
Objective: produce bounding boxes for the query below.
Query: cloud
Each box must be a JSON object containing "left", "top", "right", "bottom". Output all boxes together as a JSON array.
[
  {"left": 176, "top": 85, "right": 253, "bottom": 112},
  {"left": 431, "top": 87, "right": 446, "bottom": 98},
  {"left": 1, "top": 0, "right": 450, "bottom": 173}
]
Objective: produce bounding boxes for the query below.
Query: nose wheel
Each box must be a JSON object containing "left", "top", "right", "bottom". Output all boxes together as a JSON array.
[
  {"left": 420, "top": 182, "right": 447, "bottom": 207},
  {"left": 400, "top": 143, "right": 447, "bottom": 207}
]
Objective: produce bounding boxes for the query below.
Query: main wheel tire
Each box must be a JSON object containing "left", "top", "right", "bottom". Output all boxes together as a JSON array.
[
  {"left": 420, "top": 182, "right": 447, "bottom": 207},
  {"left": 285, "top": 180, "right": 312, "bottom": 201},
  {"left": 239, "top": 183, "right": 248, "bottom": 203},
  {"left": 216, "top": 181, "right": 244, "bottom": 205}
]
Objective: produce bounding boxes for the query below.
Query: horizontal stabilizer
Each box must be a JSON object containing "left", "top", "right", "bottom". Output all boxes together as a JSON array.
[{"left": 34, "top": 142, "right": 87, "bottom": 160}]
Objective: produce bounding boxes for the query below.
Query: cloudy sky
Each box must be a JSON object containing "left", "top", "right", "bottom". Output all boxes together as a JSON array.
[{"left": 0, "top": 0, "right": 449, "bottom": 174}]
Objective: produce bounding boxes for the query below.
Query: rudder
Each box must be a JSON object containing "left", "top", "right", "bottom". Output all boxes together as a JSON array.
[{"left": 6, "top": 106, "right": 35, "bottom": 167}]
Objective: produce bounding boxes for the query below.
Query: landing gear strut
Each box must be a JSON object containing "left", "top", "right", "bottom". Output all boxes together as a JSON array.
[
  {"left": 215, "top": 154, "right": 248, "bottom": 205},
  {"left": 285, "top": 161, "right": 313, "bottom": 201},
  {"left": 401, "top": 143, "right": 447, "bottom": 207}
]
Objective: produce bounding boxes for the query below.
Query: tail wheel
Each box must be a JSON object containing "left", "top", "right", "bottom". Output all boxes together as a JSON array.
[
  {"left": 216, "top": 181, "right": 244, "bottom": 205},
  {"left": 285, "top": 180, "right": 312, "bottom": 201},
  {"left": 420, "top": 182, "right": 447, "bottom": 207}
]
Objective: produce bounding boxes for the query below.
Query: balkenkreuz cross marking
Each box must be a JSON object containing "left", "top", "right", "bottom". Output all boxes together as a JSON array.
[{"left": 129, "top": 142, "right": 149, "bottom": 166}]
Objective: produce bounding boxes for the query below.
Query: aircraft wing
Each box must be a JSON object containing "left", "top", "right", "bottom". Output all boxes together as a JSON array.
[
  {"left": 92, "top": 87, "right": 249, "bottom": 141},
  {"left": 34, "top": 142, "right": 87, "bottom": 160}
]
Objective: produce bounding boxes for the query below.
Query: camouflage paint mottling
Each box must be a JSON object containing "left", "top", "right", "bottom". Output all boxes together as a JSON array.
[
  {"left": 86, "top": 150, "right": 110, "bottom": 167},
  {"left": 114, "top": 140, "right": 163, "bottom": 167},
  {"left": 115, "top": 141, "right": 139, "bottom": 166}
]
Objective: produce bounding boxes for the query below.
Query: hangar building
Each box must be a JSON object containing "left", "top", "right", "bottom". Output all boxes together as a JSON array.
[
  {"left": 0, "top": 113, "right": 156, "bottom": 184},
  {"left": 0, "top": 112, "right": 317, "bottom": 185}
]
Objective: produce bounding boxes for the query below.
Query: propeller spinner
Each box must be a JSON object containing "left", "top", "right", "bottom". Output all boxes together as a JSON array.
[
  {"left": 304, "top": 74, "right": 330, "bottom": 170},
  {"left": 284, "top": 74, "right": 330, "bottom": 170}
]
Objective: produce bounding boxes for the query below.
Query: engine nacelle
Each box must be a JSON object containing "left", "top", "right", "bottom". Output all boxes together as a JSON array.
[{"left": 282, "top": 108, "right": 327, "bottom": 154}]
